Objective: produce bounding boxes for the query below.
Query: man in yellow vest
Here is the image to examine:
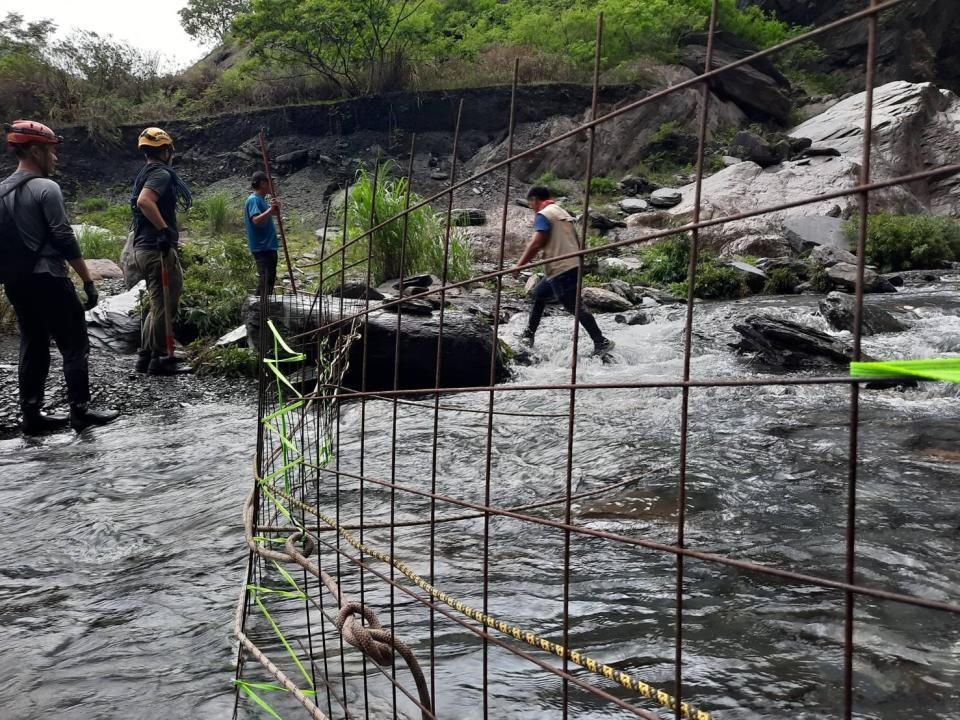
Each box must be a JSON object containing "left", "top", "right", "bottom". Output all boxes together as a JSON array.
[{"left": 513, "top": 185, "right": 615, "bottom": 355}]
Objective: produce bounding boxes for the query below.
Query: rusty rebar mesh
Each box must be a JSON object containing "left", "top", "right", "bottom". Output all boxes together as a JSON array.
[{"left": 235, "top": 2, "right": 960, "bottom": 719}]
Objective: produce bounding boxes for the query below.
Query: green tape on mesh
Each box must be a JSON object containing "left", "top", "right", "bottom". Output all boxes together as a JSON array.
[{"left": 850, "top": 358, "right": 960, "bottom": 384}]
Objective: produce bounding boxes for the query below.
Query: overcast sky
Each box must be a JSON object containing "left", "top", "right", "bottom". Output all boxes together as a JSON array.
[{"left": 13, "top": 0, "right": 212, "bottom": 71}]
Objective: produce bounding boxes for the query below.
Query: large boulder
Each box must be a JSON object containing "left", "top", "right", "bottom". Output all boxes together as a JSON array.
[
  {"left": 808, "top": 244, "right": 857, "bottom": 267},
  {"left": 790, "top": 81, "right": 960, "bottom": 215},
  {"left": 244, "top": 295, "right": 508, "bottom": 391},
  {"left": 581, "top": 286, "right": 633, "bottom": 313},
  {"left": 732, "top": 314, "right": 857, "bottom": 368},
  {"left": 784, "top": 216, "right": 849, "bottom": 253},
  {"left": 665, "top": 157, "right": 917, "bottom": 253},
  {"left": 818, "top": 291, "right": 907, "bottom": 335},
  {"left": 728, "top": 131, "right": 788, "bottom": 168},
  {"left": 826, "top": 262, "right": 898, "bottom": 294},
  {"left": 678, "top": 32, "right": 793, "bottom": 124}
]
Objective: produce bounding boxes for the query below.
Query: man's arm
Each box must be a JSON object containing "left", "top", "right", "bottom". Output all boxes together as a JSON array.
[
  {"left": 136, "top": 187, "right": 167, "bottom": 230},
  {"left": 251, "top": 198, "right": 279, "bottom": 226},
  {"left": 512, "top": 231, "right": 549, "bottom": 277}
]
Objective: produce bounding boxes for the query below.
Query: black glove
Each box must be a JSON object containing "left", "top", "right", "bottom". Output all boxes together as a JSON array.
[
  {"left": 83, "top": 280, "right": 99, "bottom": 310},
  {"left": 158, "top": 227, "right": 177, "bottom": 256}
]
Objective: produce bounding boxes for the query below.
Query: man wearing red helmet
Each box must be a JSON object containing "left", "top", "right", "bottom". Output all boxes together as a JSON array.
[{"left": 1, "top": 120, "right": 119, "bottom": 434}]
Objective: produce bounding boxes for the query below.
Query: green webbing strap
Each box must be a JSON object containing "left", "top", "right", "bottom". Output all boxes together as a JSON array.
[{"left": 850, "top": 358, "right": 960, "bottom": 384}]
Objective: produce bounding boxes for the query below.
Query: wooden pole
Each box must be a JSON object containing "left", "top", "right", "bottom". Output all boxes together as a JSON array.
[{"left": 258, "top": 130, "right": 298, "bottom": 294}]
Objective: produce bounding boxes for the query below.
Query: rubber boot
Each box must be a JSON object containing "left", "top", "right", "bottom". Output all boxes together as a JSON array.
[
  {"left": 593, "top": 337, "right": 616, "bottom": 356},
  {"left": 21, "top": 405, "right": 69, "bottom": 436},
  {"left": 135, "top": 350, "right": 153, "bottom": 373},
  {"left": 148, "top": 355, "right": 193, "bottom": 376},
  {"left": 69, "top": 404, "right": 119, "bottom": 432},
  {"left": 520, "top": 329, "right": 535, "bottom": 348}
]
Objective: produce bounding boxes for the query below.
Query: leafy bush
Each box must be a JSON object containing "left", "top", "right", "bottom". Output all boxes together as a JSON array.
[
  {"left": 762, "top": 267, "right": 798, "bottom": 295},
  {"left": 178, "top": 237, "right": 257, "bottom": 340},
  {"left": 189, "top": 344, "right": 259, "bottom": 378},
  {"left": 588, "top": 176, "right": 618, "bottom": 196},
  {"left": 844, "top": 213, "right": 960, "bottom": 272},
  {"left": 346, "top": 164, "right": 472, "bottom": 286},
  {"left": 76, "top": 225, "right": 124, "bottom": 262},
  {"left": 669, "top": 263, "right": 749, "bottom": 300},
  {"left": 533, "top": 171, "right": 559, "bottom": 191},
  {"left": 638, "top": 235, "right": 692, "bottom": 285},
  {"left": 808, "top": 262, "right": 831, "bottom": 293}
]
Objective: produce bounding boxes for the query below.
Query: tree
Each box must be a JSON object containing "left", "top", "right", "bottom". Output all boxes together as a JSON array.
[
  {"left": 179, "top": 0, "right": 250, "bottom": 44},
  {"left": 233, "top": 0, "right": 427, "bottom": 95}
]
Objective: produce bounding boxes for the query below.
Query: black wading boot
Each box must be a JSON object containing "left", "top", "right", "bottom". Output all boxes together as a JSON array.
[
  {"left": 21, "top": 405, "right": 70, "bottom": 436},
  {"left": 70, "top": 404, "right": 120, "bottom": 432},
  {"left": 148, "top": 355, "right": 193, "bottom": 376},
  {"left": 135, "top": 350, "right": 153, "bottom": 373}
]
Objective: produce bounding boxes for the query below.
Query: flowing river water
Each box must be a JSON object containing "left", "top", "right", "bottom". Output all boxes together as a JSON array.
[{"left": 1, "top": 281, "right": 958, "bottom": 720}]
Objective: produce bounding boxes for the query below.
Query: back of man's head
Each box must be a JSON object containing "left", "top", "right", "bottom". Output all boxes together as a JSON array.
[
  {"left": 251, "top": 171, "right": 269, "bottom": 189},
  {"left": 526, "top": 185, "right": 552, "bottom": 202}
]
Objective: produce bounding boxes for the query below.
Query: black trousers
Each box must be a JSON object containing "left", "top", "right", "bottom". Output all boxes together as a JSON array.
[
  {"left": 253, "top": 250, "right": 278, "bottom": 297},
  {"left": 526, "top": 267, "right": 604, "bottom": 344},
  {"left": 4, "top": 274, "right": 90, "bottom": 409}
]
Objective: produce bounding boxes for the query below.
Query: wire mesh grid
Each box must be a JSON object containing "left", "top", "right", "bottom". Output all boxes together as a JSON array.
[{"left": 234, "top": 1, "right": 960, "bottom": 718}]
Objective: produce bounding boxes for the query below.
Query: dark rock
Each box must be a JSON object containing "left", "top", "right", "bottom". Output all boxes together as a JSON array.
[
  {"left": 331, "top": 282, "right": 386, "bottom": 300},
  {"left": 797, "top": 146, "right": 842, "bottom": 159},
  {"left": 452, "top": 208, "right": 486, "bottom": 226},
  {"left": 679, "top": 36, "right": 793, "bottom": 123},
  {"left": 589, "top": 211, "right": 626, "bottom": 231},
  {"left": 732, "top": 314, "right": 859, "bottom": 368},
  {"left": 615, "top": 311, "right": 650, "bottom": 326},
  {"left": 430, "top": 169, "right": 448, "bottom": 181},
  {"left": 515, "top": 197, "right": 531, "bottom": 209},
  {"left": 818, "top": 291, "right": 907, "bottom": 335},
  {"left": 604, "top": 279, "right": 643, "bottom": 304},
  {"left": 275, "top": 150, "right": 311, "bottom": 170},
  {"left": 618, "top": 175, "right": 660, "bottom": 196},
  {"left": 826, "top": 262, "right": 898, "bottom": 293},
  {"left": 808, "top": 244, "right": 857, "bottom": 267},
  {"left": 244, "top": 295, "right": 507, "bottom": 391},
  {"left": 826, "top": 204, "right": 843, "bottom": 218},
  {"left": 788, "top": 136, "right": 813, "bottom": 155},
  {"left": 755, "top": 256, "right": 809, "bottom": 279},
  {"left": 728, "top": 131, "right": 787, "bottom": 168},
  {"left": 784, "top": 216, "right": 848, "bottom": 253},
  {"left": 381, "top": 297, "right": 435, "bottom": 315},
  {"left": 394, "top": 274, "right": 438, "bottom": 289},
  {"left": 726, "top": 260, "right": 767, "bottom": 292}
]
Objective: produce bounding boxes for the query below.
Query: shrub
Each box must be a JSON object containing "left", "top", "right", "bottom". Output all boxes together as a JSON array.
[
  {"left": 190, "top": 344, "right": 259, "bottom": 378},
  {"left": 845, "top": 213, "right": 960, "bottom": 272},
  {"left": 638, "top": 235, "right": 692, "bottom": 286},
  {"left": 763, "top": 267, "right": 798, "bottom": 295},
  {"left": 347, "top": 163, "right": 472, "bottom": 285},
  {"left": 533, "top": 170, "right": 559, "bottom": 192},
  {"left": 76, "top": 225, "right": 124, "bottom": 262},
  {"left": 669, "top": 263, "right": 749, "bottom": 300},
  {"left": 178, "top": 237, "right": 257, "bottom": 340},
  {"left": 808, "top": 262, "right": 831, "bottom": 293},
  {"left": 199, "top": 193, "right": 236, "bottom": 235},
  {"left": 588, "top": 176, "right": 618, "bottom": 196}
]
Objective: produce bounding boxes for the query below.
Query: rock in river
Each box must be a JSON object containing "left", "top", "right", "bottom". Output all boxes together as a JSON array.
[{"left": 818, "top": 291, "right": 907, "bottom": 335}]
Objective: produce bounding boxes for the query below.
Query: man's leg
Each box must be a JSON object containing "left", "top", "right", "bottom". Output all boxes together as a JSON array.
[
  {"left": 523, "top": 275, "right": 555, "bottom": 343},
  {"left": 135, "top": 249, "right": 164, "bottom": 356},
  {"left": 554, "top": 268, "right": 606, "bottom": 346},
  {"left": 45, "top": 277, "right": 91, "bottom": 407},
  {"left": 4, "top": 278, "right": 60, "bottom": 432},
  {"left": 265, "top": 250, "right": 278, "bottom": 296},
  {"left": 253, "top": 251, "right": 266, "bottom": 298}
]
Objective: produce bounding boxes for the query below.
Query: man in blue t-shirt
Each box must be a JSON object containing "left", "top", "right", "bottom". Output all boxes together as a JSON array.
[{"left": 244, "top": 171, "right": 280, "bottom": 297}]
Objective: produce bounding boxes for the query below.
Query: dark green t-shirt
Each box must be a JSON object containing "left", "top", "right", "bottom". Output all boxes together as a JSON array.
[{"left": 132, "top": 163, "right": 178, "bottom": 250}]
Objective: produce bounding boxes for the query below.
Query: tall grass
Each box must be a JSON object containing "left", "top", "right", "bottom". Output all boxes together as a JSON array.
[
  {"left": 347, "top": 164, "right": 472, "bottom": 286},
  {"left": 76, "top": 225, "right": 124, "bottom": 262},
  {"left": 178, "top": 237, "right": 257, "bottom": 339},
  {"left": 200, "top": 193, "right": 235, "bottom": 236}
]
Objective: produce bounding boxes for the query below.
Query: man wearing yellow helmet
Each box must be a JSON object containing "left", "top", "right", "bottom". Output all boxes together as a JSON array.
[{"left": 130, "top": 127, "right": 193, "bottom": 375}]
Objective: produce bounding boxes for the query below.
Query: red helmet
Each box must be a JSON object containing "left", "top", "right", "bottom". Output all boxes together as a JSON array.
[{"left": 5, "top": 120, "right": 62, "bottom": 149}]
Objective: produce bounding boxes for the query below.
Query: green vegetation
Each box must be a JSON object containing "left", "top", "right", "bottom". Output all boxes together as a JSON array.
[
  {"left": 669, "top": 263, "right": 748, "bottom": 300},
  {"left": 194, "top": 192, "right": 239, "bottom": 236},
  {"left": 75, "top": 226, "right": 124, "bottom": 262},
  {"left": 74, "top": 201, "right": 132, "bottom": 236},
  {"left": 762, "top": 267, "right": 798, "bottom": 295},
  {"left": 189, "top": 343, "right": 259, "bottom": 378},
  {"left": 346, "top": 164, "right": 472, "bottom": 286},
  {"left": 77, "top": 197, "right": 110, "bottom": 212},
  {"left": 588, "top": 176, "right": 618, "bottom": 197},
  {"left": 1, "top": 0, "right": 801, "bottom": 127},
  {"left": 808, "top": 261, "right": 831, "bottom": 293},
  {"left": 844, "top": 213, "right": 960, "bottom": 273},
  {"left": 179, "top": 237, "right": 257, "bottom": 340},
  {"left": 533, "top": 171, "right": 559, "bottom": 192}
]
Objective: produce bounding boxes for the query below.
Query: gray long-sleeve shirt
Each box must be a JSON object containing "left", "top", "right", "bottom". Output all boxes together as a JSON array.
[{"left": 1, "top": 170, "right": 82, "bottom": 277}]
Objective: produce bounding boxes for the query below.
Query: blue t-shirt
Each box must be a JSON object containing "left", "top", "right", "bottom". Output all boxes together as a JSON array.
[
  {"left": 534, "top": 212, "right": 552, "bottom": 234},
  {"left": 245, "top": 193, "right": 279, "bottom": 252}
]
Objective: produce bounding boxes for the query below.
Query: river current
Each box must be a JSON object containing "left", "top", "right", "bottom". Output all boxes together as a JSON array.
[{"left": 1, "top": 282, "right": 958, "bottom": 720}]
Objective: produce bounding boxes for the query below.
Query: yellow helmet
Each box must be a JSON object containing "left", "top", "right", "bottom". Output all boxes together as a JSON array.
[{"left": 138, "top": 127, "right": 174, "bottom": 149}]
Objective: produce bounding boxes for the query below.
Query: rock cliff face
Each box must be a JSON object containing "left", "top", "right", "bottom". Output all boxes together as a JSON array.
[{"left": 739, "top": 0, "right": 960, "bottom": 90}]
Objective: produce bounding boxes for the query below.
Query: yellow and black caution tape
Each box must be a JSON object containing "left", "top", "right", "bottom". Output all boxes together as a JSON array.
[{"left": 265, "top": 482, "right": 712, "bottom": 720}]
